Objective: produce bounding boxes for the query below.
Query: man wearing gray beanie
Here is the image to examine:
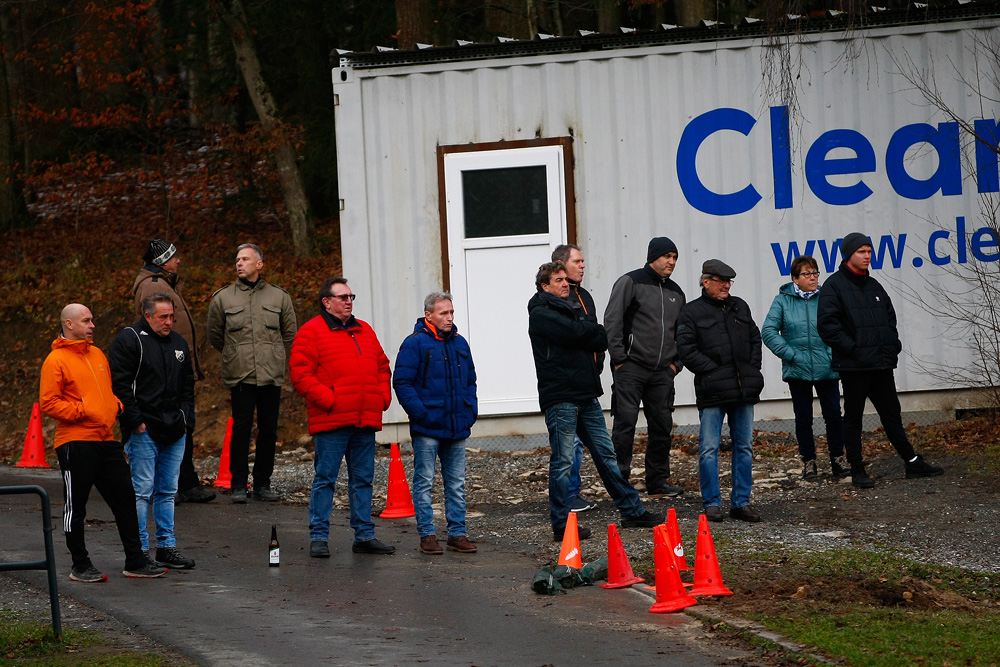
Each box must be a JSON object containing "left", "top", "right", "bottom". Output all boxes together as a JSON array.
[
  {"left": 604, "top": 236, "right": 686, "bottom": 498},
  {"left": 817, "top": 232, "right": 943, "bottom": 487}
]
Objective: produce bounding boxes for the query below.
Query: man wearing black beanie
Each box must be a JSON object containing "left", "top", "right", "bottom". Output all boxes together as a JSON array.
[
  {"left": 604, "top": 236, "right": 686, "bottom": 498},
  {"left": 817, "top": 232, "right": 943, "bottom": 487}
]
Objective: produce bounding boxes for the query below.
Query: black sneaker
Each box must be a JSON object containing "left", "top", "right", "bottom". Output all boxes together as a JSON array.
[
  {"left": 123, "top": 560, "right": 167, "bottom": 578},
  {"left": 553, "top": 525, "right": 592, "bottom": 541},
  {"left": 852, "top": 466, "right": 875, "bottom": 488},
  {"left": 647, "top": 484, "right": 684, "bottom": 498},
  {"left": 252, "top": 486, "right": 280, "bottom": 501},
  {"left": 69, "top": 565, "right": 107, "bottom": 583},
  {"left": 155, "top": 547, "right": 195, "bottom": 570},
  {"left": 568, "top": 495, "right": 597, "bottom": 512},
  {"left": 729, "top": 505, "right": 762, "bottom": 523},
  {"left": 310, "top": 541, "right": 330, "bottom": 558},
  {"left": 905, "top": 455, "right": 944, "bottom": 479},
  {"left": 176, "top": 486, "right": 216, "bottom": 503},
  {"left": 705, "top": 505, "right": 724, "bottom": 522},
  {"left": 352, "top": 539, "right": 395, "bottom": 555},
  {"left": 802, "top": 459, "right": 818, "bottom": 479},
  {"left": 232, "top": 487, "right": 248, "bottom": 504},
  {"left": 621, "top": 509, "right": 665, "bottom": 528},
  {"left": 830, "top": 456, "right": 850, "bottom": 479}
]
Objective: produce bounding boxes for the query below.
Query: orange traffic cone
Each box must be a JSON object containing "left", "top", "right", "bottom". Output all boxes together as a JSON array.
[
  {"left": 557, "top": 512, "right": 583, "bottom": 568},
  {"left": 380, "top": 443, "right": 416, "bottom": 518},
  {"left": 689, "top": 514, "right": 733, "bottom": 596},
  {"left": 600, "top": 523, "right": 644, "bottom": 589},
  {"left": 16, "top": 403, "right": 49, "bottom": 468},
  {"left": 649, "top": 525, "right": 698, "bottom": 613},
  {"left": 666, "top": 508, "right": 688, "bottom": 571},
  {"left": 215, "top": 417, "right": 233, "bottom": 489}
]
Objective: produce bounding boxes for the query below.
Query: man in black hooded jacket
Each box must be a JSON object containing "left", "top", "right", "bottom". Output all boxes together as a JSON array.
[{"left": 817, "top": 232, "right": 943, "bottom": 488}]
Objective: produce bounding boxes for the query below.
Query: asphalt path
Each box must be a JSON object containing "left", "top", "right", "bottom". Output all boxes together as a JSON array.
[{"left": 1, "top": 465, "right": 756, "bottom": 666}]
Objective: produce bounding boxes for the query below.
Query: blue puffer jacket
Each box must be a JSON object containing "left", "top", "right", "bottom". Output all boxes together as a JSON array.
[
  {"left": 393, "top": 318, "right": 478, "bottom": 440},
  {"left": 762, "top": 283, "right": 838, "bottom": 382}
]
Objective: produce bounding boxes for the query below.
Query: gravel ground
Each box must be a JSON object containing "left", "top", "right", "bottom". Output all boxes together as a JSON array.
[{"left": 196, "top": 429, "right": 999, "bottom": 575}]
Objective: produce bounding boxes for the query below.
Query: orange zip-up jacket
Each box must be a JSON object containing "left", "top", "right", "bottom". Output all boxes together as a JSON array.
[{"left": 39, "top": 337, "right": 123, "bottom": 448}]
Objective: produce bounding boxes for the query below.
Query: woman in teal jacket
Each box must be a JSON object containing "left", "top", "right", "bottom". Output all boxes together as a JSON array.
[{"left": 762, "top": 256, "right": 847, "bottom": 479}]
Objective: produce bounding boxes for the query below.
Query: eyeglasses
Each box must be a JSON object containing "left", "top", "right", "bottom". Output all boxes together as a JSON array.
[
  {"left": 797, "top": 271, "right": 821, "bottom": 277},
  {"left": 326, "top": 294, "right": 357, "bottom": 302},
  {"left": 707, "top": 277, "right": 733, "bottom": 284}
]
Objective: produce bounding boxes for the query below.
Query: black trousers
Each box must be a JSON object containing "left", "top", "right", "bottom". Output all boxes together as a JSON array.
[
  {"left": 229, "top": 383, "right": 281, "bottom": 490},
  {"left": 177, "top": 430, "right": 200, "bottom": 491},
  {"left": 56, "top": 441, "right": 147, "bottom": 570},
  {"left": 840, "top": 369, "right": 916, "bottom": 468},
  {"left": 787, "top": 378, "right": 845, "bottom": 462},
  {"left": 610, "top": 361, "right": 676, "bottom": 486}
]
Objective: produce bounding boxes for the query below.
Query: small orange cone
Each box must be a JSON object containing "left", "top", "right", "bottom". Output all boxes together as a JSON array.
[
  {"left": 600, "top": 523, "right": 644, "bottom": 588},
  {"left": 380, "top": 443, "right": 416, "bottom": 518},
  {"left": 215, "top": 417, "right": 233, "bottom": 489},
  {"left": 556, "top": 512, "right": 583, "bottom": 568},
  {"left": 666, "top": 508, "right": 688, "bottom": 571},
  {"left": 689, "top": 514, "right": 733, "bottom": 596},
  {"left": 16, "top": 403, "right": 49, "bottom": 468},
  {"left": 649, "top": 525, "right": 698, "bottom": 613}
]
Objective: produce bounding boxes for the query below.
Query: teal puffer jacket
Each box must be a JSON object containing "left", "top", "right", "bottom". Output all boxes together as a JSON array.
[{"left": 761, "top": 283, "right": 838, "bottom": 382}]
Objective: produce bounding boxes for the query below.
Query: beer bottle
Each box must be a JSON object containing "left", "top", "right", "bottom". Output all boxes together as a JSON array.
[{"left": 269, "top": 525, "right": 280, "bottom": 567}]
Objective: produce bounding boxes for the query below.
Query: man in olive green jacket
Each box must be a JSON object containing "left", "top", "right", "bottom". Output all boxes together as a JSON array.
[{"left": 207, "top": 243, "right": 297, "bottom": 503}]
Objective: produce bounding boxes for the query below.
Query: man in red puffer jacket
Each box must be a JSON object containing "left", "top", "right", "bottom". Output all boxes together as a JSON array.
[{"left": 290, "top": 277, "right": 394, "bottom": 558}]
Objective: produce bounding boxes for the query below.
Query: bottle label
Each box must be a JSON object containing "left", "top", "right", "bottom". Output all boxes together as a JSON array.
[{"left": 269, "top": 547, "right": 279, "bottom": 565}]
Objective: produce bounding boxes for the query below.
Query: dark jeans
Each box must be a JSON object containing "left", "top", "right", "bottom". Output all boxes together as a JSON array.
[
  {"left": 56, "top": 441, "right": 147, "bottom": 570},
  {"left": 177, "top": 429, "right": 200, "bottom": 492},
  {"left": 610, "top": 361, "right": 676, "bottom": 487},
  {"left": 787, "top": 379, "right": 845, "bottom": 462},
  {"left": 840, "top": 369, "right": 916, "bottom": 467},
  {"left": 230, "top": 383, "right": 281, "bottom": 491}
]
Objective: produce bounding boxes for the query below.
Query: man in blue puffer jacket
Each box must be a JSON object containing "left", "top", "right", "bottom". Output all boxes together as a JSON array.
[{"left": 394, "top": 292, "right": 479, "bottom": 555}]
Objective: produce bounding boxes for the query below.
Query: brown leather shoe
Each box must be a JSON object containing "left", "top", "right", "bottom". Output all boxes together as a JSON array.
[
  {"left": 419, "top": 535, "right": 443, "bottom": 555},
  {"left": 446, "top": 535, "right": 478, "bottom": 553}
]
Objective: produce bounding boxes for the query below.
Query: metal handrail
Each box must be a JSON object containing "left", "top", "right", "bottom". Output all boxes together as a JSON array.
[{"left": 0, "top": 484, "right": 63, "bottom": 641}]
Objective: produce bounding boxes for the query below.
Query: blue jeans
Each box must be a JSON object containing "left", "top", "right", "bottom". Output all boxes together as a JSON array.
[
  {"left": 412, "top": 435, "right": 467, "bottom": 538},
  {"left": 125, "top": 430, "right": 185, "bottom": 551},
  {"left": 698, "top": 403, "right": 755, "bottom": 510},
  {"left": 310, "top": 427, "right": 376, "bottom": 543},
  {"left": 568, "top": 436, "right": 585, "bottom": 499},
  {"left": 545, "top": 399, "right": 645, "bottom": 532}
]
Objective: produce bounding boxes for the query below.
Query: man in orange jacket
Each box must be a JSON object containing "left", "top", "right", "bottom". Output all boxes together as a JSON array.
[{"left": 39, "top": 303, "right": 166, "bottom": 582}]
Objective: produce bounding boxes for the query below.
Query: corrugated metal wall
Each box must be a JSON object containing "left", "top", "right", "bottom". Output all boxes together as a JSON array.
[{"left": 334, "top": 20, "right": 999, "bottom": 427}]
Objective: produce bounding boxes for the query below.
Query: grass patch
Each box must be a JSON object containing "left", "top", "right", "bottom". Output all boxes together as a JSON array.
[
  {"left": 0, "top": 611, "right": 169, "bottom": 666},
  {"left": 748, "top": 608, "right": 1000, "bottom": 667}
]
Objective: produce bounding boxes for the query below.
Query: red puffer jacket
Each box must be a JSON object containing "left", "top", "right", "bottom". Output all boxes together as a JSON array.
[{"left": 289, "top": 313, "right": 391, "bottom": 434}]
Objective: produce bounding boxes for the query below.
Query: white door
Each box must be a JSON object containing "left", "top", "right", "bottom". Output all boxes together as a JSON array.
[{"left": 443, "top": 145, "right": 568, "bottom": 415}]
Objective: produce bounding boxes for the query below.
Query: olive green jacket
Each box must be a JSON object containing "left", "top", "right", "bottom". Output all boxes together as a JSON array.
[{"left": 207, "top": 279, "right": 297, "bottom": 388}]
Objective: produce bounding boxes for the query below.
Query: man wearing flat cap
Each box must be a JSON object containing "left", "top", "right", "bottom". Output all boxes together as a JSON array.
[
  {"left": 817, "top": 232, "right": 943, "bottom": 488},
  {"left": 676, "top": 259, "right": 764, "bottom": 523},
  {"left": 132, "top": 239, "right": 214, "bottom": 503},
  {"left": 604, "top": 237, "right": 686, "bottom": 498}
]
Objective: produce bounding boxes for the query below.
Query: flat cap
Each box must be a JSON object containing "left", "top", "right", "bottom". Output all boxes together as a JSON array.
[{"left": 701, "top": 259, "right": 736, "bottom": 280}]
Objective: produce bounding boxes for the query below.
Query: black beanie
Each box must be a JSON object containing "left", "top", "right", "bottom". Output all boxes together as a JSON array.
[
  {"left": 143, "top": 239, "right": 177, "bottom": 267},
  {"left": 840, "top": 232, "right": 873, "bottom": 261},
  {"left": 647, "top": 236, "right": 678, "bottom": 264}
]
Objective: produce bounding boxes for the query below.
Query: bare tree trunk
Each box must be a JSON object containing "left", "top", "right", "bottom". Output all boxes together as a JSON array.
[
  {"left": 675, "top": 0, "right": 713, "bottom": 27},
  {"left": 595, "top": 0, "right": 619, "bottom": 33},
  {"left": 396, "top": 0, "right": 433, "bottom": 49},
  {"left": 218, "top": 0, "right": 316, "bottom": 257},
  {"left": 0, "top": 6, "right": 30, "bottom": 231}
]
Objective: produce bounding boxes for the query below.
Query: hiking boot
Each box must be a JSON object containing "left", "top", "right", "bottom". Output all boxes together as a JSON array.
[
  {"left": 621, "top": 509, "right": 665, "bottom": 528},
  {"left": 175, "top": 486, "right": 216, "bottom": 503},
  {"left": 553, "top": 525, "right": 592, "bottom": 541},
  {"left": 830, "top": 456, "right": 850, "bottom": 479},
  {"left": 419, "top": 535, "right": 444, "bottom": 555},
  {"left": 705, "top": 505, "right": 724, "bottom": 522},
  {"left": 447, "top": 536, "right": 478, "bottom": 553},
  {"left": 231, "top": 487, "right": 248, "bottom": 504},
  {"left": 310, "top": 541, "right": 330, "bottom": 558},
  {"left": 155, "top": 547, "right": 195, "bottom": 570},
  {"left": 69, "top": 565, "right": 107, "bottom": 583},
  {"left": 729, "top": 505, "right": 762, "bottom": 523},
  {"left": 352, "top": 539, "right": 396, "bottom": 555},
  {"left": 252, "top": 486, "right": 279, "bottom": 501},
  {"left": 123, "top": 560, "right": 167, "bottom": 578},
  {"left": 646, "top": 483, "right": 684, "bottom": 498},
  {"left": 802, "top": 459, "right": 818, "bottom": 479},
  {"left": 905, "top": 455, "right": 944, "bottom": 479},
  {"left": 852, "top": 466, "right": 875, "bottom": 488},
  {"left": 568, "top": 495, "right": 597, "bottom": 512}
]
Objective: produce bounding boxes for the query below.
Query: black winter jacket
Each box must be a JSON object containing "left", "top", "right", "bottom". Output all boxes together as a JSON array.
[
  {"left": 817, "top": 262, "right": 902, "bottom": 372},
  {"left": 568, "top": 280, "right": 606, "bottom": 373},
  {"left": 676, "top": 291, "right": 764, "bottom": 409},
  {"left": 109, "top": 319, "right": 195, "bottom": 445},
  {"left": 527, "top": 291, "right": 608, "bottom": 411}
]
